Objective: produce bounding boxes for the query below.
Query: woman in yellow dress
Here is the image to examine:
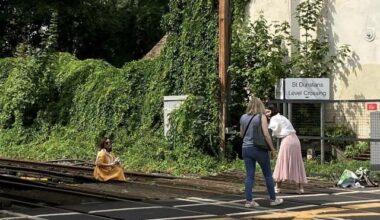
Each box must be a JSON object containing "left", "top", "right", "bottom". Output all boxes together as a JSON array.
[{"left": 93, "top": 137, "right": 126, "bottom": 181}]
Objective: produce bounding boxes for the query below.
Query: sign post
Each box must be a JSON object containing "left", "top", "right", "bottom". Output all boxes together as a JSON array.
[{"left": 276, "top": 78, "right": 330, "bottom": 164}]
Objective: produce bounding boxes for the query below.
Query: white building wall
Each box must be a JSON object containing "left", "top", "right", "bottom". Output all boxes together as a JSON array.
[
  {"left": 248, "top": 0, "right": 380, "bottom": 100},
  {"left": 248, "top": 0, "right": 380, "bottom": 137},
  {"left": 248, "top": 0, "right": 291, "bottom": 24}
]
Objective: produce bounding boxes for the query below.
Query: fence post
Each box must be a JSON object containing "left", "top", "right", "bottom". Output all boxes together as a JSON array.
[
  {"left": 283, "top": 102, "right": 288, "bottom": 118},
  {"left": 320, "top": 102, "right": 325, "bottom": 164},
  {"left": 370, "top": 111, "right": 380, "bottom": 170}
]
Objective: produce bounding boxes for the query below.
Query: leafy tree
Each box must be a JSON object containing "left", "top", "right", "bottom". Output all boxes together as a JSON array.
[
  {"left": 291, "top": 0, "right": 350, "bottom": 77},
  {"left": 230, "top": 0, "right": 350, "bottom": 103},
  {"left": 0, "top": 0, "right": 169, "bottom": 67},
  {"left": 230, "top": 14, "right": 288, "bottom": 102},
  {"left": 228, "top": 0, "right": 351, "bottom": 152}
]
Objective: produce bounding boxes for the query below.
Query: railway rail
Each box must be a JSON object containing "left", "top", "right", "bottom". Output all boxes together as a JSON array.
[
  {"left": 0, "top": 158, "right": 334, "bottom": 200},
  {"left": 0, "top": 157, "right": 236, "bottom": 201},
  {"left": 2, "top": 157, "right": 373, "bottom": 220},
  {"left": 0, "top": 157, "right": 177, "bottom": 182},
  {"left": 0, "top": 158, "right": 241, "bottom": 220}
]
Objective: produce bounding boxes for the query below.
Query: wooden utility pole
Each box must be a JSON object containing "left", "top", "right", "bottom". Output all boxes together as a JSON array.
[{"left": 218, "top": 0, "right": 231, "bottom": 155}]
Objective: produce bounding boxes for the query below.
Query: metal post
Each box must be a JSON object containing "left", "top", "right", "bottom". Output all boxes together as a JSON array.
[
  {"left": 370, "top": 112, "right": 380, "bottom": 170},
  {"left": 276, "top": 102, "right": 281, "bottom": 150},
  {"left": 218, "top": 0, "right": 231, "bottom": 155},
  {"left": 320, "top": 102, "right": 325, "bottom": 164},
  {"left": 283, "top": 102, "right": 288, "bottom": 118}
]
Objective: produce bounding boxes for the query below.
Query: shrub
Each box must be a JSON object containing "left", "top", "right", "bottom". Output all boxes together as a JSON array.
[{"left": 325, "top": 125, "right": 356, "bottom": 149}]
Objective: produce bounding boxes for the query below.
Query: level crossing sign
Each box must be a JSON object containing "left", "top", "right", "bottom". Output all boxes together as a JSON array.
[{"left": 275, "top": 78, "right": 330, "bottom": 100}]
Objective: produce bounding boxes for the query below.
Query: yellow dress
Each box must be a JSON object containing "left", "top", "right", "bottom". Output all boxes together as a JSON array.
[{"left": 93, "top": 149, "right": 126, "bottom": 181}]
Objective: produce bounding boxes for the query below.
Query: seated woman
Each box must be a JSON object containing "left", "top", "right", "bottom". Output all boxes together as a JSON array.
[{"left": 93, "top": 137, "right": 126, "bottom": 181}]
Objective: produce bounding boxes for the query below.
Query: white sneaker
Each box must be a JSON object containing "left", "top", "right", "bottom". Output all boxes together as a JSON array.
[
  {"left": 244, "top": 200, "right": 260, "bottom": 208},
  {"left": 270, "top": 198, "right": 284, "bottom": 206}
]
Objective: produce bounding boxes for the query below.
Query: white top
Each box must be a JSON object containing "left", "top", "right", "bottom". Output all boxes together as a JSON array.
[{"left": 268, "top": 114, "right": 296, "bottom": 138}]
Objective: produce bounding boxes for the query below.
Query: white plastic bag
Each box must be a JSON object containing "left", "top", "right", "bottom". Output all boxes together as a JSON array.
[{"left": 337, "top": 169, "right": 359, "bottom": 188}]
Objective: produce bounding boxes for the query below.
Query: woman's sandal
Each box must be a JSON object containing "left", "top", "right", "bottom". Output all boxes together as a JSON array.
[
  {"left": 275, "top": 187, "right": 281, "bottom": 193},
  {"left": 297, "top": 188, "right": 304, "bottom": 194}
]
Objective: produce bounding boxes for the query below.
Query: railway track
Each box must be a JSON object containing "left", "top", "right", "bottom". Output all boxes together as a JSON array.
[
  {"left": 0, "top": 157, "right": 177, "bottom": 182},
  {"left": 0, "top": 174, "right": 236, "bottom": 220},
  {"left": 0, "top": 157, "right": 234, "bottom": 201},
  {"left": 0, "top": 158, "right": 241, "bottom": 220},
  {"left": 0, "top": 157, "right": 347, "bottom": 220},
  {"left": 0, "top": 157, "right": 336, "bottom": 201}
]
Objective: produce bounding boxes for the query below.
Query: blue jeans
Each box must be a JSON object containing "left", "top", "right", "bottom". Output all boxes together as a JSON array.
[{"left": 243, "top": 146, "right": 276, "bottom": 201}]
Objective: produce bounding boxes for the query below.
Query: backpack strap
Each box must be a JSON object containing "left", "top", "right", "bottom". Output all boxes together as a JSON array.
[{"left": 243, "top": 114, "right": 256, "bottom": 138}]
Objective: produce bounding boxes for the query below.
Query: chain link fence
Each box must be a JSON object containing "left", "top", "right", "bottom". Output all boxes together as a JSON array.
[{"left": 268, "top": 100, "right": 380, "bottom": 169}]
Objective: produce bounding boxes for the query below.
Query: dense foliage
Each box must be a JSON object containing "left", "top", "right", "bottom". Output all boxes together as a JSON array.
[
  {"left": 0, "top": 0, "right": 226, "bottom": 175},
  {"left": 0, "top": 0, "right": 354, "bottom": 175},
  {"left": 162, "top": 0, "right": 220, "bottom": 156},
  {"left": 0, "top": 0, "right": 169, "bottom": 67}
]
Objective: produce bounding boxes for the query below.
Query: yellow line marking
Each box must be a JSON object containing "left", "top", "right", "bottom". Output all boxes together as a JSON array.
[
  {"left": 343, "top": 202, "right": 380, "bottom": 209},
  {"left": 317, "top": 213, "right": 380, "bottom": 218},
  {"left": 249, "top": 203, "right": 380, "bottom": 219},
  {"left": 248, "top": 207, "right": 343, "bottom": 219}
]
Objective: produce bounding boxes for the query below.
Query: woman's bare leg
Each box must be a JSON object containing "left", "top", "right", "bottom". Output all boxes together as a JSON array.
[
  {"left": 275, "top": 181, "right": 282, "bottom": 193},
  {"left": 297, "top": 183, "right": 304, "bottom": 194}
]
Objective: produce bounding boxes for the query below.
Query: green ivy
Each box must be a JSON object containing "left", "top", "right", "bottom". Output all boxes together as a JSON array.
[
  {"left": 0, "top": 0, "right": 226, "bottom": 175},
  {"left": 162, "top": 0, "right": 220, "bottom": 156},
  {"left": 0, "top": 0, "right": 353, "bottom": 176}
]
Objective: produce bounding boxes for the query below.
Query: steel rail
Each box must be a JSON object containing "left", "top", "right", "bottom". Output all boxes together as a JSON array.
[
  {"left": 0, "top": 158, "right": 223, "bottom": 198},
  {"left": 0, "top": 164, "right": 94, "bottom": 183},
  {"left": 0, "top": 157, "right": 178, "bottom": 179}
]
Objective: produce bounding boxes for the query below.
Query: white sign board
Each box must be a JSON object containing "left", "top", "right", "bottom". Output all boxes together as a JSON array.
[{"left": 276, "top": 78, "right": 330, "bottom": 100}]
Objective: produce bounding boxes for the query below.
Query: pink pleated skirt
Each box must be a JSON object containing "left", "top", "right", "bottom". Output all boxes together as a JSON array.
[{"left": 273, "top": 133, "right": 308, "bottom": 184}]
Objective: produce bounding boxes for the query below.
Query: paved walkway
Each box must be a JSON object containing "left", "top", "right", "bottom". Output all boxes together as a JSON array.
[{"left": 3, "top": 186, "right": 379, "bottom": 219}]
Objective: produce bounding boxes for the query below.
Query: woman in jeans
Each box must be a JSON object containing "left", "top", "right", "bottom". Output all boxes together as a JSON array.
[{"left": 240, "top": 97, "right": 284, "bottom": 207}]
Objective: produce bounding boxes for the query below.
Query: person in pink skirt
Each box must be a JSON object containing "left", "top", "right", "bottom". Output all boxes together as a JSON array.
[{"left": 265, "top": 104, "right": 307, "bottom": 194}]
